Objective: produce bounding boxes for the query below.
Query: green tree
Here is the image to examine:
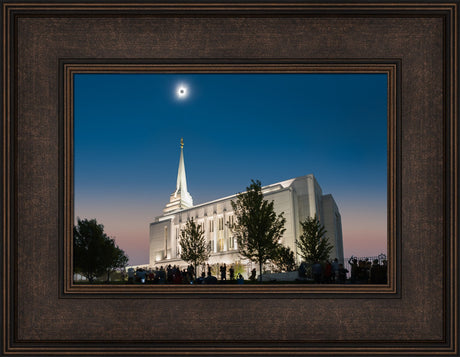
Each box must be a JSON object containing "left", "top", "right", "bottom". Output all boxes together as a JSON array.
[
  {"left": 231, "top": 179, "right": 286, "bottom": 281},
  {"left": 271, "top": 245, "right": 296, "bottom": 272},
  {"left": 179, "top": 218, "right": 210, "bottom": 279},
  {"left": 101, "top": 238, "right": 129, "bottom": 282},
  {"left": 296, "top": 215, "right": 333, "bottom": 264},
  {"left": 73, "top": 218, "right": 129, "bottom": 283}
]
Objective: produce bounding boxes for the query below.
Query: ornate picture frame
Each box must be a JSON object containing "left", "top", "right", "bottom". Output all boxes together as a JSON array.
[{"left": 2, "top": 1, "right": 458, "bottom": 355}]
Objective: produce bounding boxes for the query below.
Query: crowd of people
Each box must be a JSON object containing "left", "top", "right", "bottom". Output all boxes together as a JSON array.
[
  {"left": 299, "top": 257, "right": 387, "bottom": 284},
  {"left": 124, "top": 257, "right": 388, "bottom": 285},
  {"left": 127, "top": 263, "right": 244, "bottom": 285},
  {"left": 299, "top": 258, "right": 348, "bottom": 283},
  {"left": 347, "top": 257, "right": 388, "bottom": 284}
]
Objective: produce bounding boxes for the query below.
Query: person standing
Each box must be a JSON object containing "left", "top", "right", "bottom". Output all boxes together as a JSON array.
[
  {"left": 348, "top": 257, "right": 358, "bottom": 283},
  {"left": 127, "top": 268, "right": 135, "bottom": 284},
  {"left": 220, "top": 263, "right": 227, "bottom": 280},
  {"left": 331, "top": 258, "right": 339, "bottom": 283},
  {"left": 229, "top": 266, "right": 235, "bottom": 280},
  {"left": 338, "top": 264, "right": 348, "bottom": 283},
  {"left": 312, "top": 261, "right": 323, "bottom": 284}
]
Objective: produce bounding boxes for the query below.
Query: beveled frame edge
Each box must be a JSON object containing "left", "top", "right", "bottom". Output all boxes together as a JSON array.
[
  {"left": 445, "top": 1, "right": 458, "bottom": 355},
  {"left": 1, "top": 1, "right": 458, "bottom": 356},
  {"left": 61, "top": 62, "right": 398, "bottom": 297}
]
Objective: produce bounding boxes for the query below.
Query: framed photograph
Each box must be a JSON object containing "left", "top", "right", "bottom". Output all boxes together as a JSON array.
[
  {"left": 68, "top": 65, "right": 393, "bottom": 294},
  {"left": 2, "top": 1, "right": 458, "bottom": 355}
]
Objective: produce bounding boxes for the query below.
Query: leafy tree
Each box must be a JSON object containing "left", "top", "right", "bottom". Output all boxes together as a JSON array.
[
  {"left": 101, "top": 239, "right": 129, "bottom": 282},
  {"left": 231, "top": 179, "right": 286, "bottom": 281},
  {"left": 296, "top": 215, "right": 333, "bottom": 264},
  {"left": 179, "top": 218, "right": 210, "bottom": 279},
  {"left": 271, "top": 245, "right": 296, "bottom": 272},
  {"left": 73, "top": 218, "right": 129, "bottom": 283},
  {"left": 232, "top": 261, "right": 246, "bottom": 277}
]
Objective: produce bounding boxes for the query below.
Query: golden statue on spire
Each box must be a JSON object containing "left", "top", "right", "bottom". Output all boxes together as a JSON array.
[{"left": 180, "top": 138, "right": 184, "bottom": 148}]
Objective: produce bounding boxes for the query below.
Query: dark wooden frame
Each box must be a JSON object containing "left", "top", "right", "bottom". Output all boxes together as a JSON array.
[{"left": 2, "top": 1, "right": 458, "bottom": 355}]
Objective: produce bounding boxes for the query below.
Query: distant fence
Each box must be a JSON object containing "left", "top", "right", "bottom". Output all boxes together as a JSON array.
[{"left": 344, "top": 254, "right": 387, "bottom": 277}]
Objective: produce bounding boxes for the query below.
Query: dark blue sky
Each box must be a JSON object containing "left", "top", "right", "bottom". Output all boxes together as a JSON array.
[{"left": 74, "top": 73, "right": 387, "bottom": 265}]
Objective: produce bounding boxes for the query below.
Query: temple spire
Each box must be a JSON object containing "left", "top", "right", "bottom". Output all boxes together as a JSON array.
[
  {"left": 175, "top": 138, "right": 187, "bottom": 195},
  {"left": 163, "top": 138, "right": 193, "bottom": 213}
]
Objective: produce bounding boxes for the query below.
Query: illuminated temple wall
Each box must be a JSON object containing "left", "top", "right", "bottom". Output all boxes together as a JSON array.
[{"left": 149, "top": 174, "right": 344, "bottom": 272}]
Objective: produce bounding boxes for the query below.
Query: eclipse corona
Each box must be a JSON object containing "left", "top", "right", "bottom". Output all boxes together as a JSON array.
[{"left": 176, "top": 84, "right": 188, "bottom": 99}]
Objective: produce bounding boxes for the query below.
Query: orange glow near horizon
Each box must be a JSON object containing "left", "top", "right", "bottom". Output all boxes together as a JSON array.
[{"left": 76, "top": 199, "right": 387, "bottom": 266}]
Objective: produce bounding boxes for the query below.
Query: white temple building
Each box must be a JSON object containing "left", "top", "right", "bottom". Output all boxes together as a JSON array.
[{"left": 149, "top": 139, "right": 344, "bottom": 272}]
